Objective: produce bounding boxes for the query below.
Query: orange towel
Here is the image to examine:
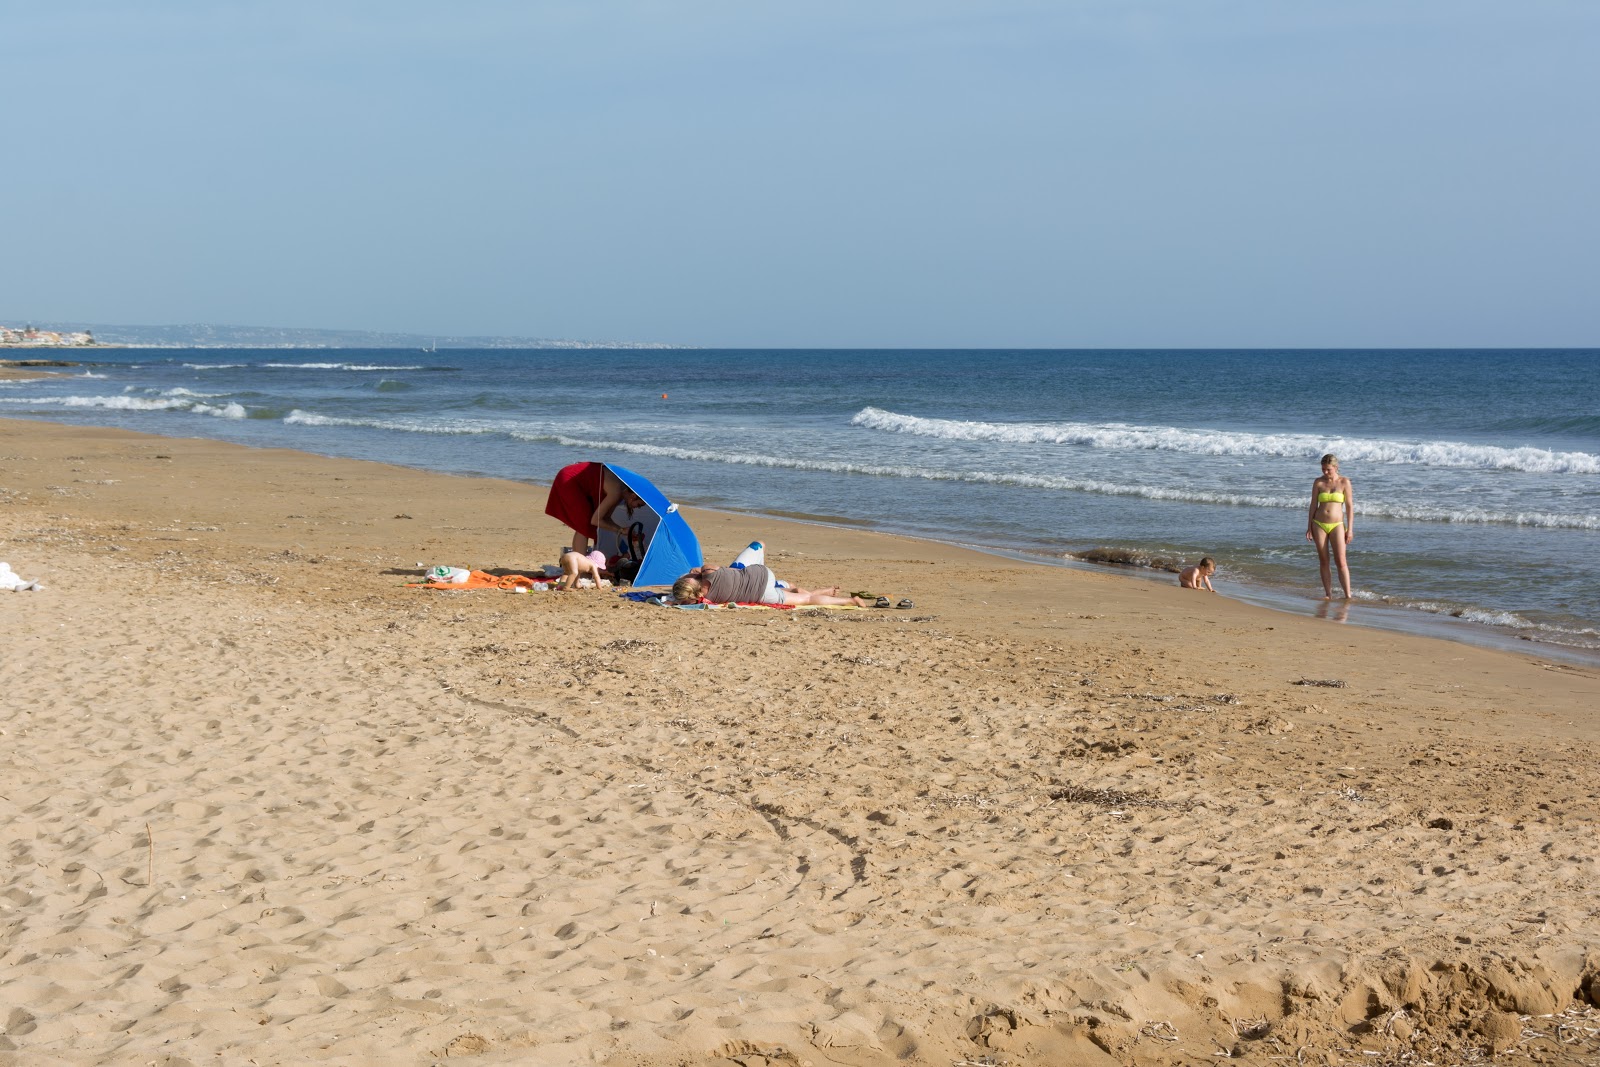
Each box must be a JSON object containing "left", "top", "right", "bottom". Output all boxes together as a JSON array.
[{"left": 407, "top": 571, "right": 549, "bottom": 591}]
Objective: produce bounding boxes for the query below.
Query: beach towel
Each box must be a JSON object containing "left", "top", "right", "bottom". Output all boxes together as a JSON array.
[
  {"left": 632, "top": 595, "right": 864, "bottom": 612},
  {"left": 407, "top": 571, "right": 550, "bottom": 591},
  {"left": 0, "top": 561, "right": 42, "bottom": 591}
]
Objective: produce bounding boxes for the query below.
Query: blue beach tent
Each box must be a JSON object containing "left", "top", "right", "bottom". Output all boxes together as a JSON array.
[{"left": 597, "top": 464, "right": 703, "bottom": 587}]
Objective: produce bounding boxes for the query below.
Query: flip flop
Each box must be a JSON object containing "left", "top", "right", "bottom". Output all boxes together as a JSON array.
[
  {"left": 896, "top": 598, "right": 915, "bottom": 609},
  {"left": 873, "top": 596, "right": 892, "bottom": 608}
]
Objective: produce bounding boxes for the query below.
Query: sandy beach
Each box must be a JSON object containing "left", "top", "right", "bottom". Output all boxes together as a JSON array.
[{"left": 2, "top": 416, "right": 1597, "bottom": 1066}]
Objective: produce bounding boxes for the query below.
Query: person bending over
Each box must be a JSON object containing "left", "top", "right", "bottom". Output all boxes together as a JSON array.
[
  {"left": 672, "top": 563, "right": 869, "bottom": 607},
  {"left": 545, "top": 461, "right": 648, "bottom": 554}
]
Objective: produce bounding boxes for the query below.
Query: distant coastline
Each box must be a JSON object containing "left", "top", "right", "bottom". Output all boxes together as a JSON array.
[
  {"left": 0, "top": 319, "right": 678, "bottom": 350},
  {"left": 0, "top": 324, "right": 100, "bottom": 348}
]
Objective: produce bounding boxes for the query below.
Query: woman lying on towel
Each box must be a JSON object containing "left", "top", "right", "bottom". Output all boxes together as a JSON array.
[{"left": 671, "top": 563, "right": 870, "bottom": 607}]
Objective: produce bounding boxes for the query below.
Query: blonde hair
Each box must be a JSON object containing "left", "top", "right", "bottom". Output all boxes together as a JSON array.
[
  {"left": 1320, "top": 453, "right": 1339, "bottom": 467},
  {"left": 672, "top": 574, "right": 704, "bottom": 602}
]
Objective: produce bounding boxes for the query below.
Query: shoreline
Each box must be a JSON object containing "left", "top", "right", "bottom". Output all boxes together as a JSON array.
[
  {"left": 701, "top": 511, "right": 1600, "bottom": 668},
  {"left": 1040, "top": 547, "right": 1600, "bottom": 668},
  {"left": 4, "top": 405, "right": 1590, "bottom": 666},
  {"left": 3, "top": 418, "right": 1599, "bottom": 1064}
]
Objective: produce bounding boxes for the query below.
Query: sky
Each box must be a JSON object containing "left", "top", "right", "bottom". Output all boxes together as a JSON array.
[{"left": 2, "top": 1, "right": 1596, "bottom": 348}]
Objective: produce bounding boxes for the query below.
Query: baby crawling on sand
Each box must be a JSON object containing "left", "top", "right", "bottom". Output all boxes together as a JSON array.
[
  {"left": 1179, "top": 557, "right": 1217, "bottom": 592},
  {"left": 557, "top": 547, "right": 612, "bottom": 591}
]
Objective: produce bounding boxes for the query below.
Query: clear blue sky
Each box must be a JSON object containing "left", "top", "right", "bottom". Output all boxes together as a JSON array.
[{"left": 2, "top": 1, "right": 1596, "bottom": 347}]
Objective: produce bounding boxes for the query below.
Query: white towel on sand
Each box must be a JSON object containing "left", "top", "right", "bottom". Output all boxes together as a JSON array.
[{"left": 0, "top": 562, "right": 42, "bottom": 592}]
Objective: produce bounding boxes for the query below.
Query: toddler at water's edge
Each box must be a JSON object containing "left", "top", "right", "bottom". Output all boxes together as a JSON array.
[{"left": 1179, "top": 557, "right": 1216, "bottom": 592}]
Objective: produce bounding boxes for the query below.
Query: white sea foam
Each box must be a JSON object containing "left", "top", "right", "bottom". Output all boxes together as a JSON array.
[
  {"left": 263, "top": 363, "right": 425, "bottom": 371},
  {"left": 193, "top": 402, "right": 248, "bottom": 418},
  {"left": 1355, "top": 593, "right": 1600, "bottom": 647},
  {"left": 0, "top": 394, "right": 246, "bottom": 417},
  {"left": 183, "top": 363, "right": 248, "bottom": 370},
  {"left": 283, "top": 410, "right": 476, "bottom": 433},
  {"left": 851, "top": 407, "right": 1600, "bottom": 475},
  {"left": 1357, "top": 504, "right": 1599, "bottom": 529},
  {"left": 0, "top": 395, "right": 196, "bottom": 411}
]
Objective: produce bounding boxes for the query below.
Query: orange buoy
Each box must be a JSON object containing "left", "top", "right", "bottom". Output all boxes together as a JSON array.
[{"left": 661, "top": 393, "right": 668, "bottom": 399}]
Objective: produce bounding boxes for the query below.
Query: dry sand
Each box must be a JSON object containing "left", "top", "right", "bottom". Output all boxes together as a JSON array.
[{"left": 2, "top": 417, "right": 1597, "bottom": 1067}]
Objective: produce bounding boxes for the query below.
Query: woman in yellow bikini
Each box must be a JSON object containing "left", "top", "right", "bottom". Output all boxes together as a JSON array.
[{"left": 1306, "top": 453, "right": 1354, "bottom": 599}]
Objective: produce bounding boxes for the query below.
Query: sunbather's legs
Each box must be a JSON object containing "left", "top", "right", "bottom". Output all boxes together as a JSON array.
[{"left": 782, "top": 589, "right": 870, "bottom": 607}]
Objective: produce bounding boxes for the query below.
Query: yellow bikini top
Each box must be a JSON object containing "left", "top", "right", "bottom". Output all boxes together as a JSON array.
[{"left": 1318, "top": 491, "right": 1345, "bottom": 504}]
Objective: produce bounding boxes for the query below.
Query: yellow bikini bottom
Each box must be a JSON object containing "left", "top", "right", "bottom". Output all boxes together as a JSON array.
[{"left": 1313, "top": 519, "right": 1344, "bottom": 535}]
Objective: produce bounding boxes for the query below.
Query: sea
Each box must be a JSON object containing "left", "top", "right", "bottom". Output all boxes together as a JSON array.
[{"left": 4, "top": 348, "right": 1597, "bottom": 661}]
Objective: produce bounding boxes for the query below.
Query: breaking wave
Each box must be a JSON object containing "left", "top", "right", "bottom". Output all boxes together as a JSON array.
[
  {"left": 0, "top": 394, "right": 247, "bottom": 418},
  {"left": 518, "top": 431, "right": 1599, "bottom": 530},
  {"left": 284, "top": 410, "right": 471, "bottom": 433},
  {"left": 262, "top": 362, "right": 428, "bottom": 371},
  {"left": 267, "top": 412, "right": 1600, "bottom": 529},
  {"left": 183, "top": 362, "right": 438, "bottom": 372},
  {"left": 851, "top": 407, "right": 1600, "bottom": 475}
]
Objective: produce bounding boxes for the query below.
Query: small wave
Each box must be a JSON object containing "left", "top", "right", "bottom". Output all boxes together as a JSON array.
[
  {"left": 0, "top": 394, "right": 248, "bottom": 418},
  {"left": 262, "top": 362, "right": 427, "bottom": 371},
  {"left": 1355, "top": 593, "right": 1600, "bottom": 648},
  {"left": 283, "top": 410, "right": 474, "bottom": 433},
  {"left": 183, "top": 363, "right": 248, "bottom": 370},
  {"left": 1359, "top": 504, "right": 1598, "bottom": 530},
  {"left": 76, "top": 371, "right": 106, "bottom": 379},
  {"left": 375, "top": 379, "right": 413, "bottom": 392},
  {"left": 0, "top": 395, "right": 197, "bottom": 411},
  {"left": 193, "top": 402, "right": 248, "bottom": 419},
  {"left": 851, "top": 407, "right": 1600, "bottom": 475},
  {"left": 157, "top": 387, "right": 225, "bottom": 398}
]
